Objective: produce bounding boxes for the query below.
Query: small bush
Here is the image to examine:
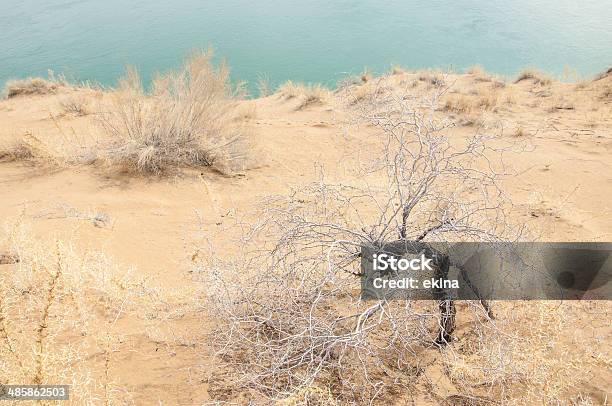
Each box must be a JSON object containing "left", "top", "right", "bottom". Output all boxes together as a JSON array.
[
  {"left": 4, "top": 77, "right": 60, "bottom": 99},
  {"left": 98, "top": 50, "right": 248, "bottom": 175}
]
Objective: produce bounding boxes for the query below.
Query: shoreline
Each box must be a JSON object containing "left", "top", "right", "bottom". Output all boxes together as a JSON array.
[{"left": 3, "top": 63, "right": 611, "bottom": 99}]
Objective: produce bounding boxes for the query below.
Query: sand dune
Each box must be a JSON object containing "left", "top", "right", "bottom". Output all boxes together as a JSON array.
[{"left": 0, "top": 67, "right": 611, "bottom": 404}]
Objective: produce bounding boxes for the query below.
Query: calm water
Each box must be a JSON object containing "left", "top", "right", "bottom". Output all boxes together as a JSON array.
[{"left": 1, "top": 0, "right": 611, "bottom": 93}]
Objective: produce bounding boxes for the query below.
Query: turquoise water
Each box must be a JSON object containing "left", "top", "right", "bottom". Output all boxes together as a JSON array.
[{"left": 1, "top": 0, "right": 611, "bottom": 94}]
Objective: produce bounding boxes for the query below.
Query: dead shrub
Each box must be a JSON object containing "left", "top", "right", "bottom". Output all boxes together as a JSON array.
[
  {"left": 4, "top": 77, "right": 60, "bottom": 99},
  {"left": 97, "top": 50, "right": 249, "bottom": 175}
]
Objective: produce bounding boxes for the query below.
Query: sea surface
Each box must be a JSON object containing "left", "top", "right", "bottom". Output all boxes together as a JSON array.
[{"left": 1, "top": 0, "right": 611, "bottom": 93}]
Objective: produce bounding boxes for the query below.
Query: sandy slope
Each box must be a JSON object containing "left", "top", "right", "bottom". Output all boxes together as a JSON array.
[{"left": 0, "top": 69, "right": 611, "bottom": 404}]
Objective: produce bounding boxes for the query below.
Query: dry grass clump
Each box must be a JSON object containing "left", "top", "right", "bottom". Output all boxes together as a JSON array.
[
  {"left": 476, "top": 88, "right": 499, "bottom": 109},
  {"left": 98, "top": 50, "right": 249, "bottom": 175},
  {"left": 59, "top": 95, "right": 90, "bottom": 116},
  {"left": 599, "top": 85, "right": 612, "bottom": 100},
  {"left": 442, "top": 302, "right": 610, "bottom": 404},
  {"left": 277, "top": 81, "right": 330, "bottom": 109},
  {"left": 444, "top": 94, "right": 474, "bottom": 114},
  {"left": 0, "top": 139, "right": 35, "bottom": 162},
  {"left": 335, "top": 75, "right": 363, "bottom": 91},
  {"left": 4, "top": 77, "right": 61, "bottom": 99},
  {"left": 443, "top": 89, "right": 498, "bottom": 116},
  {"left": 418, "top": 70, "right": 447, "bottom": 87},
  {"left": 0, "top": 221, "right": 161, "bottom": 404},
  {"left": 0, "top": 132, "right": 56, "bottom": 163},
  {"left": 515, "top": 68, "right": 553, "bottom": 86},
  {"left": 277, "top": 80, "right": 302, "bottom": 99},
  {"left": 296, "top": 84, "right": 329, "bottom": 110},
  {"left": 513, "top": 126, "right": 527, "bottom": 137},
  {"left": 465, "top": 65, "right": 492, "bottom": 82},
  {"left": 390, "top": 65, "right": 406, "bottom": 75},
  {"left": 341, "top": 80, "right": 393, "bottom": 106}
]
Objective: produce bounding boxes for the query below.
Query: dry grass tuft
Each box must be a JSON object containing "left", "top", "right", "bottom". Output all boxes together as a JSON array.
[
  {"left": 277, "top": 80, "right": 301, "bottom": 99},
  {"left": 256, "top": 74, "right": 271, "bottom": 97},
  {"left": 278, "top": 81, "right": 329, "bottom": 109},
  {"left": 418, "top": 70, "right": 446, "bottom": 87},
  {"left": 58, "top": 95, "right": 90, "bottom": 116},
  {"left": 476, "top": 88, "right": 499, "bottom": 109},
  {"left": 4, "top": 77, "right": 61, "bottom": 99},
  {"left": 295, "top": 84, "right": 329, "bottom": 110},
  {"left": 466, "top": 65, "right": 492, "bottom": 82},
  {"left": 390, "top": 65, "right": 406, "bottom": 75},
  {"left": 97, "top": 50, "right": 249, "bottom": 175},
  {"left": 444, "top": 94, "right": 474, "bottom": 114},
  {"left": 443, "top": 89, "right": 498, "bottom": 115},
  {"left": 0, "top": 140, "right": 35, "bottom": 162},
  {"left": 0, "top": 221, "right": 162, "bottom": 404},
  {"left": 513, "top": 126, "right": 527, "bottom": 137},
  {"left": 515, "top": 69, "right": 553, "bottom": 86},
  {"left": 599, "top": 85, "right": 612, "bottom": 100},
  {"left": 0, "top": 132, "right": 58, "bottom": 163}
]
